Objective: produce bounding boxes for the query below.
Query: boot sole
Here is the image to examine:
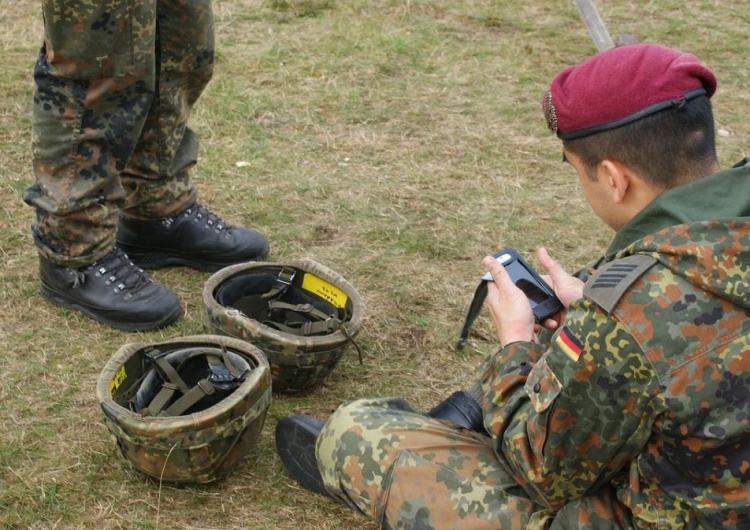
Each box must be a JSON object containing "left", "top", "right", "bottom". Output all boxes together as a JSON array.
[
  {"left": 40, "top": 283, "right": 182, "bottom": 332},
  {"left": 120, "top": 249, "right": 269, "bottom": 273},
  {"left": 275, "top": 417, "right": 330, "bottom": 496}
]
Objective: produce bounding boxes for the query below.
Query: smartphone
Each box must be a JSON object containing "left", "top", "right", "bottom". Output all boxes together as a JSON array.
[
  {"left": 456, "top": 248, "right": 564, "bottom": 349},
  {"left": 482, "top": 248, "right": 563, "bottom": 323}
]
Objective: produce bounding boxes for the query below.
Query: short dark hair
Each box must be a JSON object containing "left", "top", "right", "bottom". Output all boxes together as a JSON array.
[{"left": 562, "top": 95, "right": 718, "bottom": 188}]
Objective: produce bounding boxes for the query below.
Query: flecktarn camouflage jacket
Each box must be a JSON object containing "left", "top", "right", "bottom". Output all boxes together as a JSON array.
[{"left": 481, "top": 159, "right": 750, "bottom": 529}]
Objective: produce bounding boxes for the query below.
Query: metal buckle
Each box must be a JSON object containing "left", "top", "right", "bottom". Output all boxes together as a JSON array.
[
  {"left": 143, "top": 347, "right": 168, "bottom": 362},
  {"left": 276, "top": 267, "right": 296, "bottom": 287},
  {"left": 262, "top": 266, "right": 297, "bottom": 301}
]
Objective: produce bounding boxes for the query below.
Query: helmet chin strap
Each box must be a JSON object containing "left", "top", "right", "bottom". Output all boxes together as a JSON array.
[
  {"left": 258, "top": 268, "right": 364, "bottom": 362},
  {"left": 264, "top": 301, "right": 341, "bottom": 335},
  {"left": 135, "top": 346, "right": 250, "bottom": 417},
  {"left": 261, "top": 266, "right": 297, "bottom": 300},
  {"left": 255, "top": 266, "right": 350, "bottom": 337}
]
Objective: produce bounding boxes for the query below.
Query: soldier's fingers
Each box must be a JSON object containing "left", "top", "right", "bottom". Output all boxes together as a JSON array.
[
  {"left": 537, "top": 247, "right": 563, "bottom": 279},
  {"left": 483, "top": 255, "right": 513, "bottom": 290}
]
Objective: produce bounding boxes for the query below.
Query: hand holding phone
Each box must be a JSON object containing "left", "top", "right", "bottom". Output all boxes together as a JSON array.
[
  {"left": 483, "top": 249, "right": 563, "bottom": 323},
  {"left": 456, "top": 248, "right": 563, "bottom": 349}
]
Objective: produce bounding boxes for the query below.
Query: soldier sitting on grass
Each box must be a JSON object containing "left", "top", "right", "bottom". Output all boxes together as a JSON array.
[{"left": 276, "top": 44, "right": 750, "bottom": 529}]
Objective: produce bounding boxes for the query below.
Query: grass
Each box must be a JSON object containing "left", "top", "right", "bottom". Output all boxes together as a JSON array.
[{"left": 1, "top": 0, "right": 748, "bottom": 528}]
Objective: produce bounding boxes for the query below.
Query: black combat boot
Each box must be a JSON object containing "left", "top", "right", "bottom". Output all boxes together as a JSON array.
[
  {"left": 117, "top": 203, "right": 270, "bottom": 272},
  {"left": 39, "top": 248, "right": 182, "bottom": 332},
  {"left": 275, "top": 415, "right": 330, "bottom": 497},
  {"left": 428, "top": 390, "right": 486, "bottom": 434}
]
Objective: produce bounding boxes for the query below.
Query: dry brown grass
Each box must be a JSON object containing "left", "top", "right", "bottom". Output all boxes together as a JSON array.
[{"left": 1, "top": 0, "right": 748, "bottom": 528}]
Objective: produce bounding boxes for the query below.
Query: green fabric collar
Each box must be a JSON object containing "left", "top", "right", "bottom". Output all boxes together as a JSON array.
[{"left": 606, "top": 158, "right": 750, "bottom": 258}]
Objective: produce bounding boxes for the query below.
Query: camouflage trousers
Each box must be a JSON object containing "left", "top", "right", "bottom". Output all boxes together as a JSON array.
[
  {"left": 24, "top": 0, "right": 215, "bottom": 267},
  {"left": 316, "top": 397, "right": 556, "bottom": 530}
]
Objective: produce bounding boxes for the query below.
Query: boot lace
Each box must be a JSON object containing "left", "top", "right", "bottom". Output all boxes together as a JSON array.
[
  {"left": 75, "top": 248, "right": 153, "bottom": 295},
  {"left": 174, "top": 203, "right": 233, "bottom": 236}
]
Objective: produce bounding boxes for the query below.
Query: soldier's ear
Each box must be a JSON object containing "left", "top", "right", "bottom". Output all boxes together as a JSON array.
[{"left": 599, "top": 160, "right": 630, "bottom": 204}]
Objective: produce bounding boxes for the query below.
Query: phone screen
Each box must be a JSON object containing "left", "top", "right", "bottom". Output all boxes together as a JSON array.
[
  {"left": 481, "top": 250, "right": 560, "bottom": 319},
  {"left": 505, "top": 260, "right": 551, "bottom": 305},
  {"left": 458, "top": 248, "right": 563, "bottom": 348}
]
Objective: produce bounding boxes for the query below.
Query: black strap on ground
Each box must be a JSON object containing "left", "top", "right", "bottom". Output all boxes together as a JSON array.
[{"left": 456, "top": 280, "right": 489, "bottom": 350}]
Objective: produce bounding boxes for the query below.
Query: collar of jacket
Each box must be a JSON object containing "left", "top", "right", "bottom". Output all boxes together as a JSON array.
[{"left": 606, "top": 158, "right": 750, "bottom": 259}]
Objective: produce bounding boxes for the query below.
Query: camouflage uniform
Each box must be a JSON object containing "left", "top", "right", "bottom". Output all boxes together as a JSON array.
[
  {"left": 24, "top": 0, "right": 214, "bottom": 267},
  {"left": 317, "top": 396, "right": 556, "bottom": 529},
  {"left": 317, "top": 159, "right": 750, "bottom": 529}
]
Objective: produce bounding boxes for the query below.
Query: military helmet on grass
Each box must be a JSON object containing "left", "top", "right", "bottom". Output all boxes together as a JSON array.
[
  {"left": 96, "top": 335, "right": 271, "bottom": 484},
  {"left": 201, "top": 258, "right": 365, "bottom": 393}
]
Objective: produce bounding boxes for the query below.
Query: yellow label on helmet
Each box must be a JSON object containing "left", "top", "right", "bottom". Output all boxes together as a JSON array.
[
  {"left": 301, "top": 273, "right": 348, "bottom": 309},
  {"left": 109, "top": 365, "right": 127, "bottom": 397}
]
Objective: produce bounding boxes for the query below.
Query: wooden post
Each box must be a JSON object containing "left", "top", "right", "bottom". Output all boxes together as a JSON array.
[{"left": 574, "top": 0, "right": 615, "bottom": 52}]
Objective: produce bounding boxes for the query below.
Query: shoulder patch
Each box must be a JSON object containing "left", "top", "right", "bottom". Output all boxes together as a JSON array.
[{"left": 583, "top": 254, "right": 657, "bottom": 313}]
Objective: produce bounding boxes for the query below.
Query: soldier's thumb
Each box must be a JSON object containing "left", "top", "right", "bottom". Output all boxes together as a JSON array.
[{"left": 537, "top": 247, "right": 563, "bottom": 282}]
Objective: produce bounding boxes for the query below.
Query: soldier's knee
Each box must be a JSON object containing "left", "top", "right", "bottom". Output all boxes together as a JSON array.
[
  {"left": 316, "top": 399, "right": 387, "bottom": 468},
  {"left": 316, "top": 397, "right": 418, "bottom": 468},
  {"left": 320, "top": 399, "right": 375, "bottom": 441}
]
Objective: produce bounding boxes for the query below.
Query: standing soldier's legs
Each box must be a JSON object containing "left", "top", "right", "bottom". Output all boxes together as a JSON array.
[
  {"left": 24, "top": 0, "right": 181, "bottom": 332},
  {"left": 26, "top": 0, "right": 158, "bottom": 267},
  {"left": 118, "top": 0, "right": 213, "bottom": 219},
  {"left": 316, "top": 397, "right": 554, "bottom": 529},
  {"left": 115, "top": 0, "right": 269, "bottom": 271},
  {"left": 24, "top": 0, "right": 268, "bottom": 331}
]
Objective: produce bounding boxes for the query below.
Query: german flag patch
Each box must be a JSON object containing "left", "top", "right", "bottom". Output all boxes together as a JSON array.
[{"left": 556, "top": 326, "right": 583, "bottom": 362}]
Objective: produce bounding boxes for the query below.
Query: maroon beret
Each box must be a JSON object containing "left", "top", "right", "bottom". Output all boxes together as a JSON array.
[{"left": 543, "top": 44, "right": 717, "bottom": 139}]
